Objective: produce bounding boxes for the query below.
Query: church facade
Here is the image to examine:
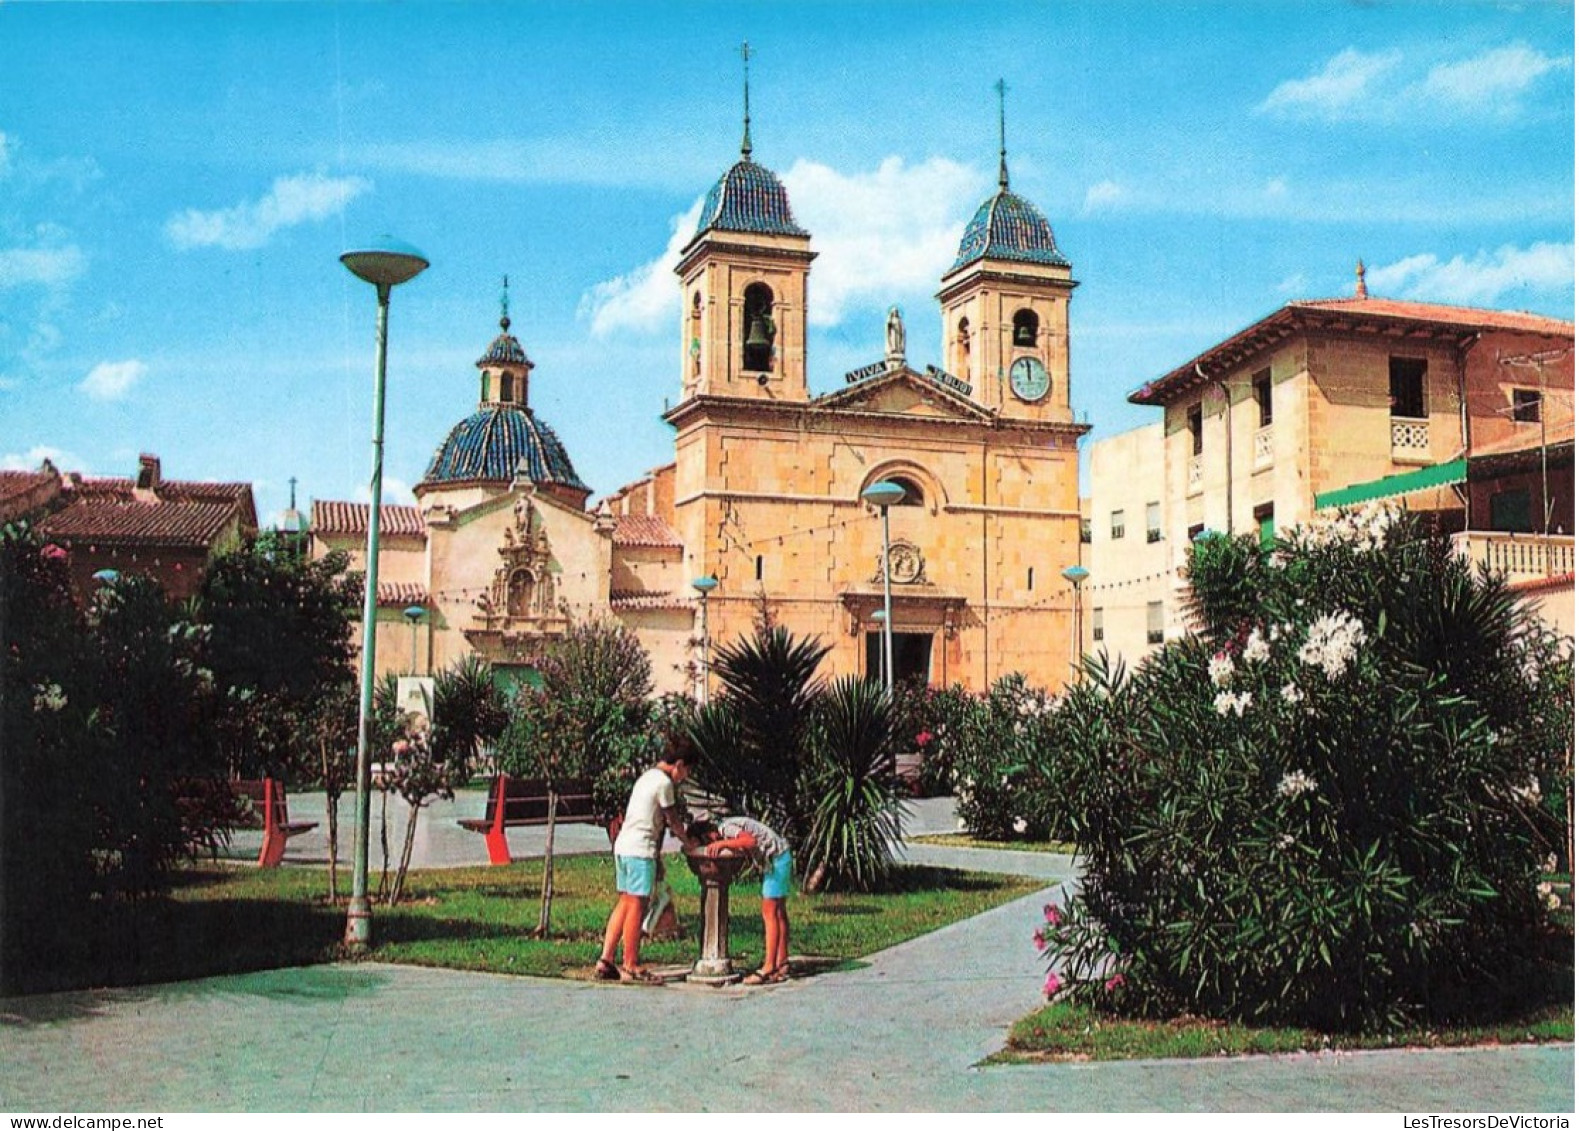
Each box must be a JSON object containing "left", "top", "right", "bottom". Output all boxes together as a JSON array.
[{"left": 314, "top": 115, "right": 1088, "bottom": 697}]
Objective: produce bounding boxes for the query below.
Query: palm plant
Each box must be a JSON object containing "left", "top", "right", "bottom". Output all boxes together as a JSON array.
[{"left": 802, "top": 676, "right": 906, "bottom": 892}]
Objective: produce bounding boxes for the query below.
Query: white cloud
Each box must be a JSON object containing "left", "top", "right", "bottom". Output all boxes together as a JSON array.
[
  {"left": 1083, "top": 179, "right": 1128, "bottom": 213},
  {"left": 358, "top": 475, "right": 415, "bottom": 506},
  {"left": 1421, "top": 42, "right": 1571, "bottom": 109},
  {"left": 581, "top": 156, "right": 984, "bottom": 336},
  {"left": 80, "top": 359, "right": 147, "bottom": 401},
  {"left": 0, "top": 245, "right": 85, "bottom": 288},
  {"left": 1365, "top": 242, "right": 1575, "bottom": 306},
  {"left": 1263, "top": 177, "right": 1289, "bottom": 200},
  {"left": 579, "top": 199, "right": 703, "bottom": 338},
  {"left": 165, "top": 172, "right": 371, "bottom": 251},
  {"left": 1259, "top": 48, "right": 1401, "bottom": 118},
  {"left": 1275, "top": 273, "right": 1310, "bottom": 296},
  {"left": 2, "top": 444, "right": 79, "bottom": 471}
]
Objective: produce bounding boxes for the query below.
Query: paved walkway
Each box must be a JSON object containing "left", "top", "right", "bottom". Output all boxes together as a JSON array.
[{"left": 0, "top": 797, "right": 1572, "bottom": 1112}]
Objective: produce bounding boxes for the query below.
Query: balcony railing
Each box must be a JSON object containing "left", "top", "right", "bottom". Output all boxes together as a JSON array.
[
  {"left": 1452, "top": 531, "right": 1574, "bottom": 582},
  {"left": 1390, "top": 416, "right": 1431, "bottom": 462}
]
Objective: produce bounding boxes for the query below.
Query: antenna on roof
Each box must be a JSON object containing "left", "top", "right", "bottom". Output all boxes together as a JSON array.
[
  {"left": 995, "top": 78, "right": 1010, "bottom": 190},
  {"left": 741, "top": 42, "right": 754, "bottom": 161}
]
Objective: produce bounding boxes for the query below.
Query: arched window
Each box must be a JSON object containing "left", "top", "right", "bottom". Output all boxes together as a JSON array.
[
  {"left": 507, "top": 568, "right": 536, "bottom": 618},
  {"left": 889, "top": 476, "right": 925, "bottom": 507},
  {"left": 1012, "top": 308, "right": 1039, "bottom": 348},
  {"left": 956, "top": 317, "right": 971, "bottom": 377},
  {"left": 499, "top": 373, "right": 515, "bottom": 403},
  {"left": 742, "top": 283, "right": 775, "bottom": 372}
]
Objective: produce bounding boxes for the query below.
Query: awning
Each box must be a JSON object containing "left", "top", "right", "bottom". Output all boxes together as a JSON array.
[{"left": 1314, "top": 458, "right": 1467, "bottom": 510}]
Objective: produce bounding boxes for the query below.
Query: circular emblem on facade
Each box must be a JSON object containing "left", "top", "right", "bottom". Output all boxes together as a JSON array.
[{"left": 887, "top": 540, "right": 924, "bottom": 585}]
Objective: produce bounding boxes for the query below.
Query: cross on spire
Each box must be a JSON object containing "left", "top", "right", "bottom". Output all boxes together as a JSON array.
[
  {"left": 500, "top": 274, "right": 511, "bottom": 331},
  {"left": 741, "top": 41, "right": 754, "bottom": 160},
  {"left": 995, "top": 78, "right": 1010, "bottom": 190}
]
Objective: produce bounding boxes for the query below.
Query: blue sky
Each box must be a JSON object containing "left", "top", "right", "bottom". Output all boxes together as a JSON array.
[{"left": 2, "top": 2, "right": 1572, "bottom": 523}]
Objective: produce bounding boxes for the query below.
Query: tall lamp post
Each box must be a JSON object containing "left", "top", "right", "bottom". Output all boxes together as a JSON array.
[
  {"left": 1061, "top": 565, "right": 1089, "bottom": 681},
  {"left": 403, "top": 605, "right": 426, "bottom": 675},
  {"left": 340, "top": 236, "right": 428, "bottom": 949},
  {"left": 691, "top": 575, "right": 718, "bottom": 704},
  {"left": 862, "top": 480, "right": 906, "bottom": 694},
  {"left": 870, "top": 609, "right": 888, "bottom": 686}
]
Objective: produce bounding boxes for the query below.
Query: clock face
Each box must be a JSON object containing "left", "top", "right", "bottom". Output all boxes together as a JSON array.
[{"left": 1009, "top": 356, "right": 1050, "bottom": 402}]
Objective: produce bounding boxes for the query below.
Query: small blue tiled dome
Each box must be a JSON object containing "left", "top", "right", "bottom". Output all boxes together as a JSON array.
[
  {"left": 422, "top": 407, "right": 588, "bottom": 493},
  {"left": 477, "top": 318, "right": 529, "bottom": 367},
  {"left": 695, "top": 159, "right": 807, "bottom": 238},
  {"left": 950, "top": 189, "right": 1069, "bottom": 272}
]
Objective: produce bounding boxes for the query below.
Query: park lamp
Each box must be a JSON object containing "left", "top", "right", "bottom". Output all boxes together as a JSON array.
[
  {"left": 1061, "top": 565, "right": 1089, "bottom": 681},
  {"left": 403, "top": 605, "right": 426, "bottom": 676},
  {"left": 341, "top": 235, "right": 429, "bottom": 950},
  {"left": 691, "top": 575, "right": 718, "bottom": 704},
  {"left": 861, "top": 481, "right": 906, "bottom": 695}
]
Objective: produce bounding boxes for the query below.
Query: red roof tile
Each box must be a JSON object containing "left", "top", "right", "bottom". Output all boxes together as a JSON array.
[
  {"left": 612, "top": 514, "right": 683, "bottom": 548},
  {"left": 38, "top": 499, "right": 243, "bottom": 549},
  {"left": 610, "top": 589, "right": 692, "bottom": 610},
  {"left": 376, "top": 581, "right": 430, "bottom": 607},
  {"left": 1294, "top": 296, "right": 1573, "bottom": 337},
  {"left": 1471, "top": 418, "right": 1576, "bottom": 460},
  {"left": 312, "top": 500, "right": 426, "bottom": 537}
]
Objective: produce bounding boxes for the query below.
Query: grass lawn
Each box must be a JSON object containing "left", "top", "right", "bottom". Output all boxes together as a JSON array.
[
  {"left": 12, "top": 855, "right": 1044, "bottom": 995},
  {"left": 909, "top": 833, "right": 1076, "bottom": 854}
]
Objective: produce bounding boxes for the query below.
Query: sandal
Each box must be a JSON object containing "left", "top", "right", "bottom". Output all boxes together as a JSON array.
[
  {"left": 619, "top": 965, "right": 663, "bottom": 985},
  {"left": 593, "top": 958, "right": 620, "bottom": 982},
  {"left": 741, "top": 968, "right": 775, "bottom": 986},
  {"left": 766, "top": 964, "right": 791, "bottom": 983}
]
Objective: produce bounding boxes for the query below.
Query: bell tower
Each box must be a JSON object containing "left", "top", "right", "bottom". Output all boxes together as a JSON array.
[
  {"left": 936, "top": 80, "right": 1076, "bottom": 424},
  {"left": 676, "top": 43, "right": 815, "bottom": 404}
]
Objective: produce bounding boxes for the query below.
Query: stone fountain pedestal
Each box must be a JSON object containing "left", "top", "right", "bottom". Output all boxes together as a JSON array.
[{"left": 682, "top": 850, "right": 749, "bottom": 986}]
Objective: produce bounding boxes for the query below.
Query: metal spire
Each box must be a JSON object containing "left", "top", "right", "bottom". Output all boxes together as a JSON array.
[
  {"left": 995, "top": 78, "right": 1009, "bottom": 190},
  {"left": 741, "top": 42, "right": 754, "bottom": 160},
  {"left": 500, "top": 274, "right": 511, "bottom": 331}
]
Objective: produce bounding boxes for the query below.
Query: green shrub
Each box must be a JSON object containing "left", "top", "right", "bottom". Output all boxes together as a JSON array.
[
  {"left": 892, "top": 680, "right": 981, "bottom": 797},
  {"left": 951, "top": 674, "right": 1066, "bottom": 842},
  {"left": 1041, "top": 505, "right": 1571, "bottom": 1032}
]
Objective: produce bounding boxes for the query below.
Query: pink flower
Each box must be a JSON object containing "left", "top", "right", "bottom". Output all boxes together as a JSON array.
[
  {"left": 915, "top": 729, "right": 933, "bottom": 748},
  {"left": 1042, "top": 970, "right": 1062, "bottom": 998},
  {"left": 1104, "top": 974, "right": 1125, "bottom": 993},
  {"left": 1032, "top": 929, "right": 1045, "bottom": 951},
  {"left": 1043, "top": 903, "right": 1061, "bottom": 926},
  {"left": 391, "top": 740, "right": 411, "bottom": 757},
  {"left": 40, "top": 544, "right": 67, "bottom": 562}
]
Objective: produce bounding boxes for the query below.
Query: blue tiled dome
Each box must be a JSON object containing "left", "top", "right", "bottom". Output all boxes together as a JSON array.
[
  {"left": 695, "top": 159, "right": 807, "bottom": 238},
  {"left": 477, "top": 319, "right": 529, "bottom": 367},
  {"left": 950, "top": 189, "right": 1069, "bottom": 272},
  {"left": 422, "top": 407, "right": 588, "bottom": 493}
]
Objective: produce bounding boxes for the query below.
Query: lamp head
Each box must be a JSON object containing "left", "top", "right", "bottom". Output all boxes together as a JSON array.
[
  {"left": 861, "top": 480, "right": 906, "bottom": 509},
  {"left": 92, "top": 568, "right": 120, "bottom": 584},
  {"left": 403, "top": 605, "right": 426, "bottom": 624},
  {"left": 341, "top": 236, "right": 430, "bottom": 288},
  {"left": 691, "top": 575, "right": 719, "bottom": 596},
  {"left": 1061, "top": 565, "right": 1090, "bottom": 586},
  {"left": 870, "top": 609, "right": 887, "bottom": 623}
]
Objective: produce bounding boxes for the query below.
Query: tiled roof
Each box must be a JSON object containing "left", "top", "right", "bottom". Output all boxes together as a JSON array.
[
  {"left": 422, "top": 406, "right": 588, "bottom": 492},
  {"left": 38, "top": 499, "right": 242, "bottom": 549},
  {"left": 376, "top": 581, "right": 430, "bottom": 607},
  {"left": 1132, "top": 298, "right": 1576, "bottom": 406},
  {"left": 1471, "top": 418, "right": 1576, "bottom": 461},
  {"left": 1510, "top": 572, "right": 1573, "bottom": 594},
  {"left": 612, "top": 514, "right": 683, "bottom": 548},
  {"left": 610, "top": 589, "right": 692, "bottom": 611},
  {"left": 950, "top": 189, "right": 1069, "bottom": 272},
  {"left": 0, "top": 468, "right": 61, "bottom": 518},
  {"left": 477, "top": 317, "right": 530, "bottom": 368},
  {"left": 695, "top": 159, "right": 807, "bottom": 238},
  {"left": 312, "top": 501, "right": 427, "bottom": 537}
]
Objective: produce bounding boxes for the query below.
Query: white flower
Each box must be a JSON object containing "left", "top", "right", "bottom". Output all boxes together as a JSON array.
[
  {"left": 32, "top": 683, "right": 67, "bottom": 712},
  {"left": 1298, "top": 611, "right": 1367, "bottom": 680},
  {"left": 1013, "top": 817, "right": 1028, "bottom": 834},
  {"left": 1280, "top": 683, "right": 1305, "bottom": 705},
  {"left": 1275, "top": 833, "right": 1295, "bottom": 851},
  {"left": 1278, "top": 770, "right": 1317, "bottom": 798},
  {"left": 1243, "top": 629, "right": 1270, "bottom": 664},
  {"left": 1208, "top": 653, "right": 1235, "bottom": 687},
  {"left": 1214, "top": 690, "right": 1252, "bottom": 717},
  {"left": 956, "top": 817, "right": 967, "bottom": 830},
  {"left": 1511, "top": 777, "right": 1542, "bottom": 805}
]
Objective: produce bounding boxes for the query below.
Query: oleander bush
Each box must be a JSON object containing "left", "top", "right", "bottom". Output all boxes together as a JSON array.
[
  {"left": 1038, "top": 505, "right": 1572, "bottom": 1032},
  {"left": 950, "top": 674, "right": 1068, "bottom": 843}
]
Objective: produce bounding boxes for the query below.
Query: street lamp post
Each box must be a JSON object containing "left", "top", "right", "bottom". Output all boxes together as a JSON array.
[
  {"left": 403, "top": 605, "right": 426, "bottom": 675},
  {"left": 691, "top": 575, "right": 718, "bottom": 704},
  {"left": 862, "top": 481, "right": 906, "bottom": 695},
  {"left": 340, "top": 236, "right": 428, "bottom": 950},
  {"left": 870, "top": 609, "right": 888, "bottom": 686},
  {"left": 1061, "top": 565, "right": 1089, "bottom": 681}
]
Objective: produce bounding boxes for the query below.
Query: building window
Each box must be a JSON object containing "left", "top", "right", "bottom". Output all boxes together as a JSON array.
[
  {"left": 1012, "top": 308, "right": 1039, "bottom": 347},
  {"left": 755, "top": 555, "right": 764, "bottom": 582},
  {"left": 1254, "top": 502, "right": 1275, "bottom": 550},
  {"left": 1027, "top": 566, "right": 1035, "bottom": 591},
  {"left": 1513, "top": 389, "right": 1543, "bottom": 424},
  {"left": 1145, "top": 502, "right": 1162, "bottom": 543},
  {"left": 742, "top": 282, "right": 775, "bottom": 372},
  {"left": 956, "top": 316, "right": 971, "bottom": 378},
  {"left": 888, "top": 476, "right": 925, "bottom": 507},
  {"left": 1491, "top": 488, "right": 1533, "bottom": 533},
  {"left": 1389, "top": 357, "right": 1427, "bottom": 418},
  {"left": 1254, "top": 368, "right": 1273, "bottom": 428},
  {"left": 1187, "top": 402, "right": 1204, "bottom": 456},
  {"left": 1146, "top": 601, "right": 1164, "bottom": 645},
  {"left": 1080, "top": 518, "right": 1092, "bottom": 544},
  {"left": 1092, "top": 607, "right": 1104, "bottom": 643},
  {"left": 1187, "top": 522, "right": 1205, "bottom": 542},
  {"left": 500, "top": 373, "right": 515, "bottom": 402},
  {"left": 1110, "top": 509, "right": 1126, "bottom": 540}
]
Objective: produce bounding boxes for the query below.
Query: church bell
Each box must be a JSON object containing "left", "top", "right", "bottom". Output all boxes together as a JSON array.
[{"left": 745, "top": 314, "right": 773, "bottom": 349}]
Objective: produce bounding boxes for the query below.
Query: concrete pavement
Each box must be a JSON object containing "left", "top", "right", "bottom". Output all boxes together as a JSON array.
[{"left": 0, "top": 797, "right": 1572, "bottom": 1112}]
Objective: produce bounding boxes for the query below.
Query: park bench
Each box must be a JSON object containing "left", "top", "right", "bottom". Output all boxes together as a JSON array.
[
  {"left": 458, "top": 773, "right": 599, "bottom": 865},
  {"left": 233, "top": 778, "right": 318, "bottom": 867}
]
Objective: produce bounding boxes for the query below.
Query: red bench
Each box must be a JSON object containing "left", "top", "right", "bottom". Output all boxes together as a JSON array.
[
  {"left": 458, "top": 774, "right": 598, "bottom": 865},
  {"left": 233, "top": 778, "right": 318, "bottom": 867}
]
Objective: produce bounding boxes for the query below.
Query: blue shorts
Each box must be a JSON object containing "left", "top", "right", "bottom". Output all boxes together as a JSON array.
[
  {"left": 761, "top": 851, "right": 793, "bottom": 901},
  {"left": 615, "top": 855, "right": 657, "bottom": 897}
]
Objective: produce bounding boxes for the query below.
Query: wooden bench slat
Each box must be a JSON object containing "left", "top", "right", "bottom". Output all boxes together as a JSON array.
[{"left": 458, "top": 774, "right": 602, "bottom": 865}]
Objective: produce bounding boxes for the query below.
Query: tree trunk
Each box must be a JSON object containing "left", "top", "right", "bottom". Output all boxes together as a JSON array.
[
  {"left": 535, "top": 791, "right": 559, "bottom": 936},
  {"left": 388, "top": 798, "right": 421, "bottom": 906},
  {"left": 376, "top": 787, "right": 391, "bottom": 900},
  {"left": 325, "top": 792, "right": 340, "bottom": 903}
]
